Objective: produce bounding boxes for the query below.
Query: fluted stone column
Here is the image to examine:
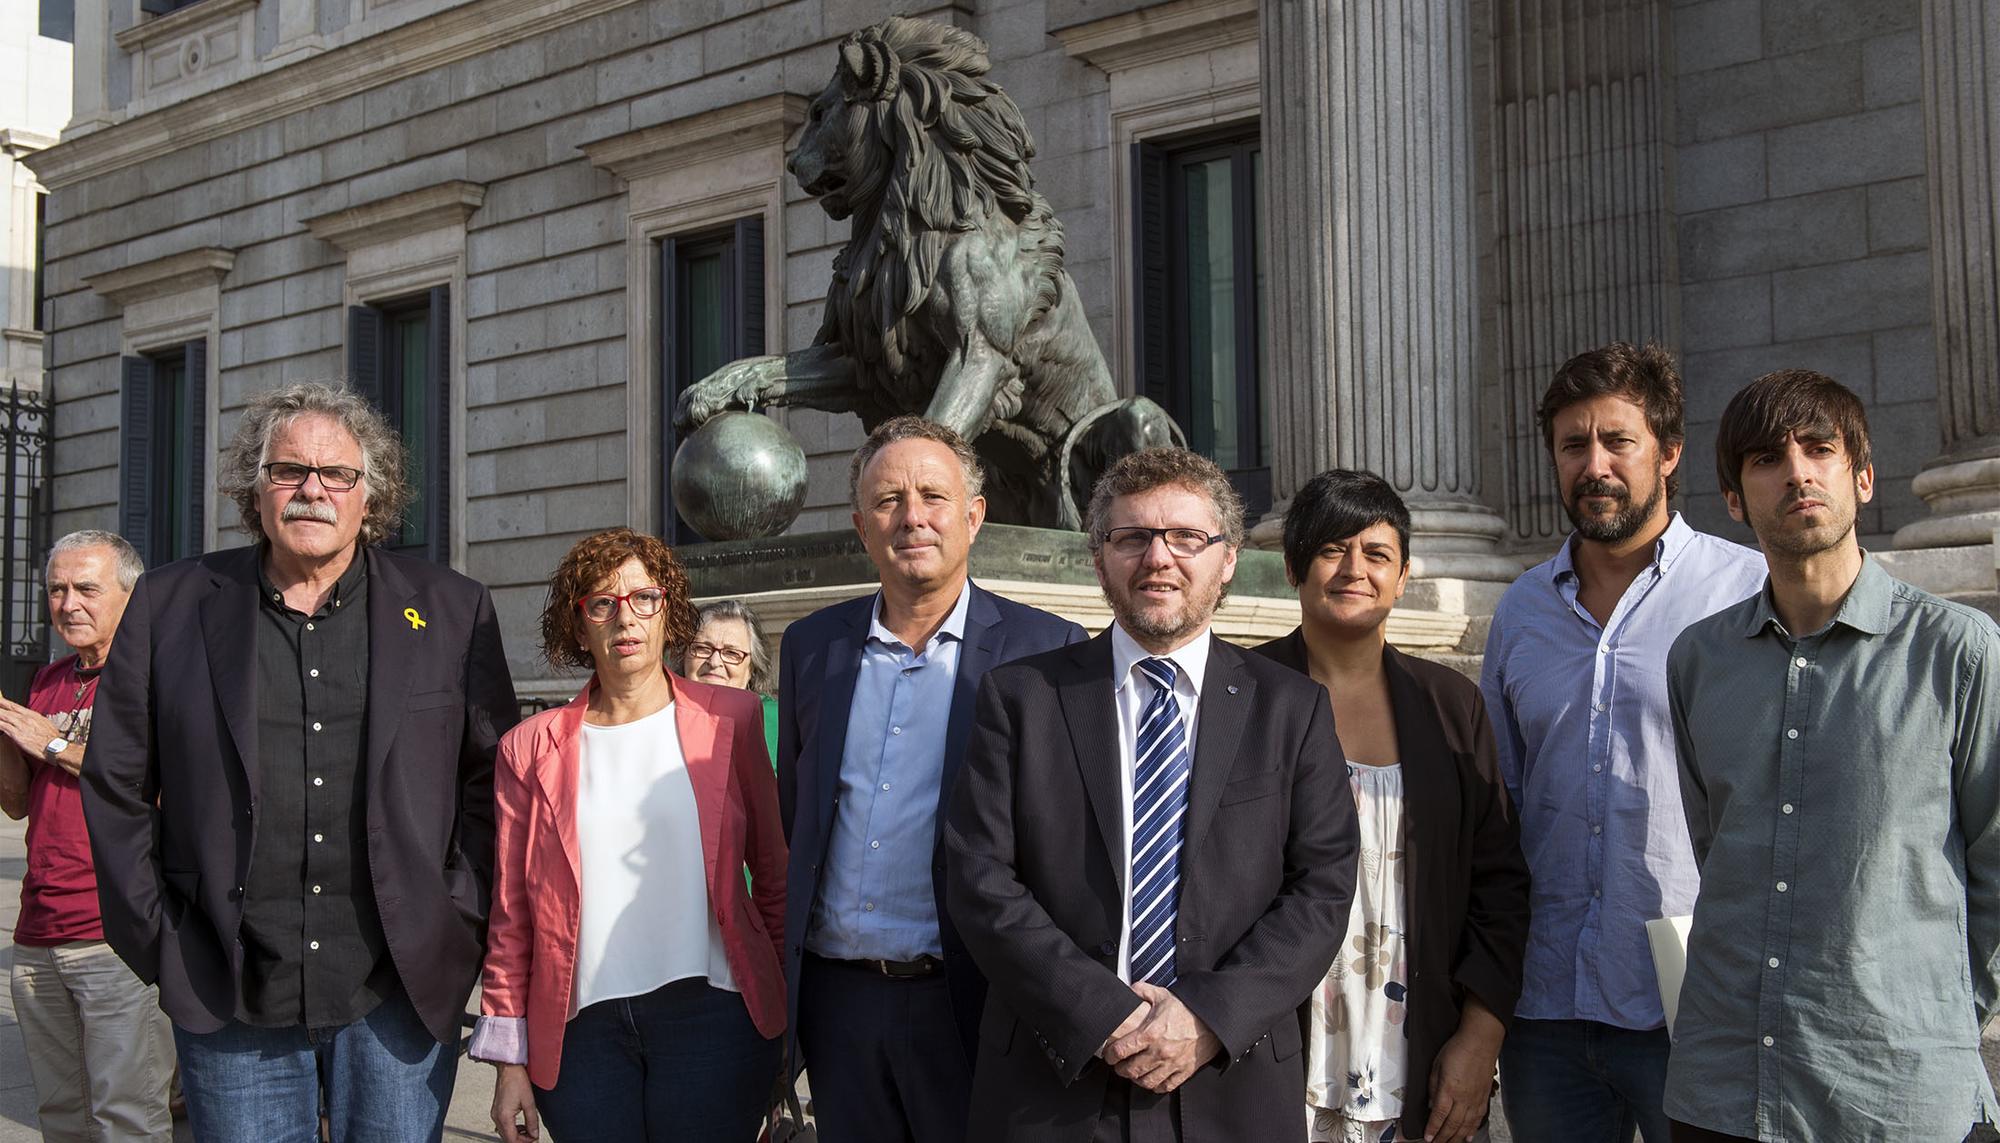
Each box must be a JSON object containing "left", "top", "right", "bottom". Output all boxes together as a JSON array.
[
  {"left": 1894, "top": 0, "right": 2000, "bottom": 549},
  {"left": 1255, "top": 0, "right": 1517, "bottom": 586}
]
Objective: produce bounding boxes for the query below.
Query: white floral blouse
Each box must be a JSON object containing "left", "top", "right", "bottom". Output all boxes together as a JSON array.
[{"left": 1306, "top": 761, "right": 1409, "bottom": 1143}]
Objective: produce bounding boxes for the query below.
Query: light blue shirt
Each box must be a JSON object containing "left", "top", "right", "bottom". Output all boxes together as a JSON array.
[
  {"left": 1480, "top": 513, "right": 1764, "bottom": 1028},
  {"left": 806, "top": 584, "right": 970, "bottom": 961}
]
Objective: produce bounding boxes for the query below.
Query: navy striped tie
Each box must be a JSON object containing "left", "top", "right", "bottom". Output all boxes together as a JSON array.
[{"left": 1129, "top": 657, "right": 1191, "bottom": 988}]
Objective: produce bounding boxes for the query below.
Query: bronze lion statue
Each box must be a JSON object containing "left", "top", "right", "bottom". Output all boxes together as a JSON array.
[{"left": 674, "top": 15, "right": 1180, "bottom": 529}]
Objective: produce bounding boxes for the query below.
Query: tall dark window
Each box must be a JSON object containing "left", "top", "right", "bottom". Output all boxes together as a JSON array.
[
  {"left": 120, "top": 341, "right": 206, "bottom": 566},
  {"left": 1135, "top": 128, "right": 1269, "bottom": 515},
  {"left": 32, "top": 194, "right": 46, "bottom": 333},
  {"left": 658, "top": 217, "right": 764, "bottom": 543},
  {"left": 38, "top": 0, "right": 74, "bottom": 42},
  {"left": 350, "top": 288, "right": 449, "bottom": 562}
]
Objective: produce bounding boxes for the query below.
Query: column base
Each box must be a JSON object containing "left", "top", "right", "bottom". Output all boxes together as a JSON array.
[{"left": 1893, "top": 455, "right": 2000, "bottom": 549}]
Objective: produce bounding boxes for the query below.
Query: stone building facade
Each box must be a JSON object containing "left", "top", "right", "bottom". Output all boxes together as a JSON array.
[{"left": 25, "top": 0, "right": 2000, "bottom": 688}]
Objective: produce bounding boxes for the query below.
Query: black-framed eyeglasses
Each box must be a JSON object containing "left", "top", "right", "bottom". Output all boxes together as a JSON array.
[
  {"left": 687, "top": 642, "right": 750, "bottom": 666},
  {"left": 1098, "top": 526, "right": 1227, "bottom": 558},
  {"left": 262, "top": 462, "right": 364, "bottom": 492},
  {"left": 576, "top": 586, "right": 668, "bottom": 623}
]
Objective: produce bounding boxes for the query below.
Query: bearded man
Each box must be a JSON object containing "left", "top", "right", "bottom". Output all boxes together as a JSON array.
[
  {"left": 1479, "top": 343, "right": 1765, "bottom": 1143},
  {"left": 1663, "top": 372, "right": 2000, "bottom": 1143},
  {"left": 944, "top": 447, "right": 1355, "bottom": 1142}
]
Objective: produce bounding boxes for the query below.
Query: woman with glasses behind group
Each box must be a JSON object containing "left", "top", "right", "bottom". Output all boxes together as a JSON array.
[
  {"left": 683, "top": 599, "right": 779, "bottom": 761},
  {"left": 471, "top": 528, "right": 787, "bottom": 1142}
]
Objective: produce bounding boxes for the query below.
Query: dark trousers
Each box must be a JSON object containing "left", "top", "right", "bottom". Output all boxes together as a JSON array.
[
  {"left": 796, "top": 954, "right": 970, "bottom": 1143},
  {"left": 1087, "top": 1074, "right": 1180, "bottom": 1143},
  {"left": 534, "top": 977, "right": 780, "bottom": 1143},
  {"left": 1500, "top": 1018, "right": 1672, "bottom": 1143}
]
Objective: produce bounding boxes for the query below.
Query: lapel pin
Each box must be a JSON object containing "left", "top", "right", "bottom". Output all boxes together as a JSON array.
[{"left": 404, "top": 607, "right": 428, "bottom": 631}]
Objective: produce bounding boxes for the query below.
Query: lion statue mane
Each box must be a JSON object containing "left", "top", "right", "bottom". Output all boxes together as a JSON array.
[{"left": 675, "top": 15, "right": 1181, "bottom": 530}]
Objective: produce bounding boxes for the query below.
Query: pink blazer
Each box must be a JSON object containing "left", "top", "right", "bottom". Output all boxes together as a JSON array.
[{"left": 477, "top": 673, "right": 787, "bottom": 1089}]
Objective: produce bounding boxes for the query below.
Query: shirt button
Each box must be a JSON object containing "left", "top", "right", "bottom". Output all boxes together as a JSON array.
[
  {"left": 1776, "top": 881, "right": 1788, "bottom": 892},
  {"left": 1591, "top": 825, "right": 1602, "bottom": 835},
  {"left": 1767, "top": 957, "right": 1780, "bottom": 968},
  {"left": 881, "top": 783, "right": 891, "bottom": 792},
  {"left": 1763, "top": 1036, "right": 1775, "bottom": 1047},
  {"left": 864, "top": 901, "right": 875, "bottom": 912},
  {"left": 313, "top": 776, "right": 324, "bottom": 787},
  {"left": 1786, "top": 728, "right": 1799, "bottom": 739},
  {"left": 312, "top": 885, "right": 322, "bottom": 894},
  {"left": 1782, "top": 803, "right": 1795, "bottom": 815},
  {"left": 310, "top": 669, "right": 320, "bottom": 678},
  {"left": 870, "top": 840, "right": 881, "bottom": 849},
  {"left": 305, "top": 622, "right": 315, "bottom": 632},
  {"left": 1592, "top": 702, "right": 1606, "bottom": 712},
  {"left": 309, "top": 940, "right": 320, "bottom": 951},
  {"left": 1592, "top": 764, "right": 1603, "bottom": 773},
  {"left": 312, "top": 721, "right": 322, "bottom": 732},
  {"left": 314, "top": 833, "right": 324, "bottom": 843},
  {"left": 1599, "top": 644, "right": 1610, "bottom": 654},
  {"left": 1795, "top": 657, "right": 1808, "bottom": 668},
  {"left": 891, "top": 726, "right": 903, "bottom": 735}
]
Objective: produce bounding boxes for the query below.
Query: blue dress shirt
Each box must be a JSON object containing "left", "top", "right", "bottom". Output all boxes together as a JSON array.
[
  {"left": 1480, "top": 514, "right": 1764, "bottom": 1028},
  {"left": 806, "top": 585, "right": 970, "bottom": 961}
]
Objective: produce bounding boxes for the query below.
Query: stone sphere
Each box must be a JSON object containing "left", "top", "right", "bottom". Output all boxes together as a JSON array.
[{"left": 670, "top": 411, "right": 809, "bottom": 540}]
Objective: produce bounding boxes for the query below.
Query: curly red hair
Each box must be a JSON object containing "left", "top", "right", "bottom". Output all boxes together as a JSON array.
[{"left": 538, "top": 528, "right": 699, "bottom": 671}]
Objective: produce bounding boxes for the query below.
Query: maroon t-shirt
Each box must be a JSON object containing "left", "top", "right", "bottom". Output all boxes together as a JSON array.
[{"left": 15, "top": 655, "right": 105, "bottom": 946}]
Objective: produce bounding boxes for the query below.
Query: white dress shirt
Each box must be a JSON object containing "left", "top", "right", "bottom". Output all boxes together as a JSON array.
[{"left": 1108, "top": 622, "right": 1211, "bottom": 981}]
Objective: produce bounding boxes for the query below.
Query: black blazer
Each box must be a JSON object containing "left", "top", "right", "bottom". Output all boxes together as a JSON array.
[
  {"left": 82, "top": 545, "right": 519, "bottom": 1044},
  {"left": 944, "top": 632, "right": 1357, "bottom": 1143},
  {"left": 1256, "top": 630, "right": 1530, "bottom": 1138},
  {"left": 775, "top": 581, "right": 1086, "bottom": 1065}
]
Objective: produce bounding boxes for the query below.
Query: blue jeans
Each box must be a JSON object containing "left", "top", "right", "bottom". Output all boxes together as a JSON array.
[
  {"left": 1500, "top": 1018, "right": 1671, "bottom": 1143},
  {"left": 173, "top": 990, "right": 455, "bottom": 1143},
  {"left": 534, "top": 978, "right": 780, "bottom": 1142}
]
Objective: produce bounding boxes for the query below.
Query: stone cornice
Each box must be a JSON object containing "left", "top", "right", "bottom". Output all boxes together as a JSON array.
[
  {"left": 26, "top": 0, "right": 644, "bottom": 190},
  {"left": 0, "top": 129, "right": 59, "bottom": 159},
  {"left": 114, "top": 0, "right": 259, "bottom": 56},
  {"left": 580, "top": 93, "right": 809, "bottom": 182},
  {"left": 302, "top": 180, "right": 485, "bottom": 250},
  {"left": 1053, "top": 0, "right": 1259, "bottom": 72},
  {"left": 82, "top": 246, "right": 236, "bottom": 305}
]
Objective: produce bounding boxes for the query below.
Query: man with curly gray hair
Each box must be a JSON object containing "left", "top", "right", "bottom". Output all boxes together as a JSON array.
[{"left": 82, "top": 381, "right": 520, "bottom": 1143}]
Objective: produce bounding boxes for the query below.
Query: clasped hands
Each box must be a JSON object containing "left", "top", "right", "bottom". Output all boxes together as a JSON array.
[{"left": 1095, "top": 982, "right": 1220, "bottom": 1093}]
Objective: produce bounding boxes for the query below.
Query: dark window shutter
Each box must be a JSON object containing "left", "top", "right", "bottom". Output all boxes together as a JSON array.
[
  {"left": 119, "top": 356, "right": 155, "bottom": 562},
  {"left": 1133, "top": 141, "right": 1171, "bottom": 407},
  {"left": 734, "top": 217, "right": 766, "bottom": 358},
  {"left": 182, "top": 338, "right": 207, "bottom": 554},
  {"left": 659, "top": 236, "right": 682, "bottom": 540},
  {"left": 348, "top": 305, "right": 383, "bottom": 408},
  {"left": 425, "top": 286, "right": 451, "bottom": 562}
]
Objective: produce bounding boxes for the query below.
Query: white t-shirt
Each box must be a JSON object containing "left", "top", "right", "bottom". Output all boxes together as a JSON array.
[{"left": 571, "top": 702, "right": 737, "bottom": 1014}]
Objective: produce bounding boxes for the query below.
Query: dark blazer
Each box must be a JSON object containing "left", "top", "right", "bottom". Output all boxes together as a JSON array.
[
  {"left": 943, "top": 632, "right": 1358, "bottom": 1143},
  {"left": 775, "top": 580, "right": 1086, "bottom": 1063},
  {"left": 1256, "top": 630, "right": 1530, "bottom": 1139},
  {"left": 82, "top": 545, "right": 519, "bottom": 1044}
]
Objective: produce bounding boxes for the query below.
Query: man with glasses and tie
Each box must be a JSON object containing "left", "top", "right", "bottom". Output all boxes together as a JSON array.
[
  {"left": 776, "top": 416, "right": 1085, "bottom": 1143},
  {"left": 945, "top": 447, "right": 1356, "bottom": 1143},
  {"left": 83, "top": 381, "right": 518, "bottom": 1142}
]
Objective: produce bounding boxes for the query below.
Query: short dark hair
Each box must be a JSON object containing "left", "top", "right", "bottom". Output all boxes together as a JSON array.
[
  {"left": 1713, "top": 370, "right": 1872, "bottom": 501},
  {"left": 1538, "top": 342, "right": 1686, "bottom": 498},
  {"left": 1281, "top": 470, "right": 1412, "bottom": 578},
  {"left": 1083, "top": 447, "right": 1245, "bottom": 549},
  {"left": 848, "top": 416, "right": 985, "bottom": 509},
  {"left": 539, "top": 527, "right": 698, "bottom": 671}
]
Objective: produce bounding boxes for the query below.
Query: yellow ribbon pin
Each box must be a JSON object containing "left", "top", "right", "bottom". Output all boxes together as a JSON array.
[{"left": 404, "top": 607, "right": 427, "bottom": 631}]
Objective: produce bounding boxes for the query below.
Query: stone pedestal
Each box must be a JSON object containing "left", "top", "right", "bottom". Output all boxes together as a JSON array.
[
  {"left": 1255, "top": 0, "right": 1513, "bottom": 583},
  {"left": 1894, "top": 0, "right": 2000, "bottom": 549}
]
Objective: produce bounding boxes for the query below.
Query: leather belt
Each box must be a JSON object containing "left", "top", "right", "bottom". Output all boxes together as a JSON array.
[{"left": 830, "top": 954, "right": 943, "bottom": 979}]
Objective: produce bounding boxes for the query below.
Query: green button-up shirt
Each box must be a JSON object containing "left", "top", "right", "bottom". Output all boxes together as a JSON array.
[{"left": 1664, "top": 557, "right": 2000, "bottom": 1141}]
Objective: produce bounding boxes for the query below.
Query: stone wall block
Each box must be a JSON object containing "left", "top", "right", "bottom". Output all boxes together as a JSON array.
[
  {"left": 464, "top": 492, "right": 549, "bottom": 542},
  {"left": 1771, "top": 251, "right": 1930, "bottom": 340},
  {"left": 494, "top": 250, "right": 601, "bottom": 313},
  {"left": 1678, "top": 189, "right": 1867, "bottom": 280},
  {"left": 321, "top": 124, "right": 411, "bottom": 184},
  {"left": 545, "top": 2, "right": 655, "bottom": 73},
  {"left": 543, "top": 197, "right": 625, "bottom": 257},
  {"left": 283, "top": 94, "right": 366, "bottom": 154},
  {"left": 1681, "top": 274, "right": 1773, "bottom": 351},
  {"left": 628, "top": 59, "right": 785, "bottom": 129},
  {"left": 466, "top": 309, "right": 551, "bottom": 362},
  {"left": 702, "top": 1, "right": 826, "bottom": 74},
  {"left": 1676, "top": 44, "right": 1863, "bottom": 141},
  {"left": 1673, "top": 0, "right": 1764, "bottom": 74},
  {"left": 245, "top": 151, "right": 326, "bottom": 204},
  {"left": 453, "top": 37, "right": 549, "bottom": 101},
  {"left": 402, "top": 97, "right": 501, "bottom": 159},
  {"left": 1764, "top": 104, "right": 1925, "bottom": 197},
  {"left": 364, "top": 70, "right": 455, "bottom": 130},
  {"left": 469, "top": 217, "right": 547, "bottom": 274},
  {"left": 1674, "top": 134, "right": 1768, "bottom": 213},
  {"left": 1872, "top": 325, "right": 1938, "bottom": 403},
  {"left": 495, "top": 69, "right": 600, "bottom": 135},
  {"left": 1867, "top": 176, "right": 1928, "bottom": 252},
  {"left": 1683, "top": 334, "right": 1876, "bottom": 421},
  {"left": 479, "top": 162, "right": 616, "bottom": 225},
  {"left": 1762, "top": 0, "right": 1917, "bottom": 55},
  {"left": 1863, "top": 29, "right": 1922, "bottom": 107},
  {"left": 51, "top": 466, "right": 118, "bottom": 515},
  {"left": 232, "top": 235, "right": 330, "bottom": 287},
  {"left": 221, "top": 283, "right": 285, "bottom": 329},
  {"left": 545, "top": 293, "right": 626, "bottom": 345},
  {"left": 467, "top": 127, "right": 553, "bottom": 186},
  {"left": 348, "top": 152, "right": 473, "bottom": 210},
  {"left": 596, "top": 38, "right": 706, "bottom": 105},
  {"left": 281, "top": 266, "right": 344, "bottom": 313}
]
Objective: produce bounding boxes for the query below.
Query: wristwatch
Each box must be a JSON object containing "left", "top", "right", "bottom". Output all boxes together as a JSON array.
[{"left": 43, "top": 736, "right": 68, "bottom": 759}]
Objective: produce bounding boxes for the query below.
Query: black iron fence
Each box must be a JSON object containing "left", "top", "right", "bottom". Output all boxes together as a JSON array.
[{"left": 1, "top": 384, "right": 51, "bottom": 699}]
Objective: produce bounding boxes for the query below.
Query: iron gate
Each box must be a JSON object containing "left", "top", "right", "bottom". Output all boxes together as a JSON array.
[{"left": 1, "top": 383, "right": 51, "bottom": 699}]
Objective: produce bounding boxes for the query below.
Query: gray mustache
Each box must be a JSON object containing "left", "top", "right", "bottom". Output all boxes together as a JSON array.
[{"left": 281, "top": 501, "right": 339, "bottom": 524}]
